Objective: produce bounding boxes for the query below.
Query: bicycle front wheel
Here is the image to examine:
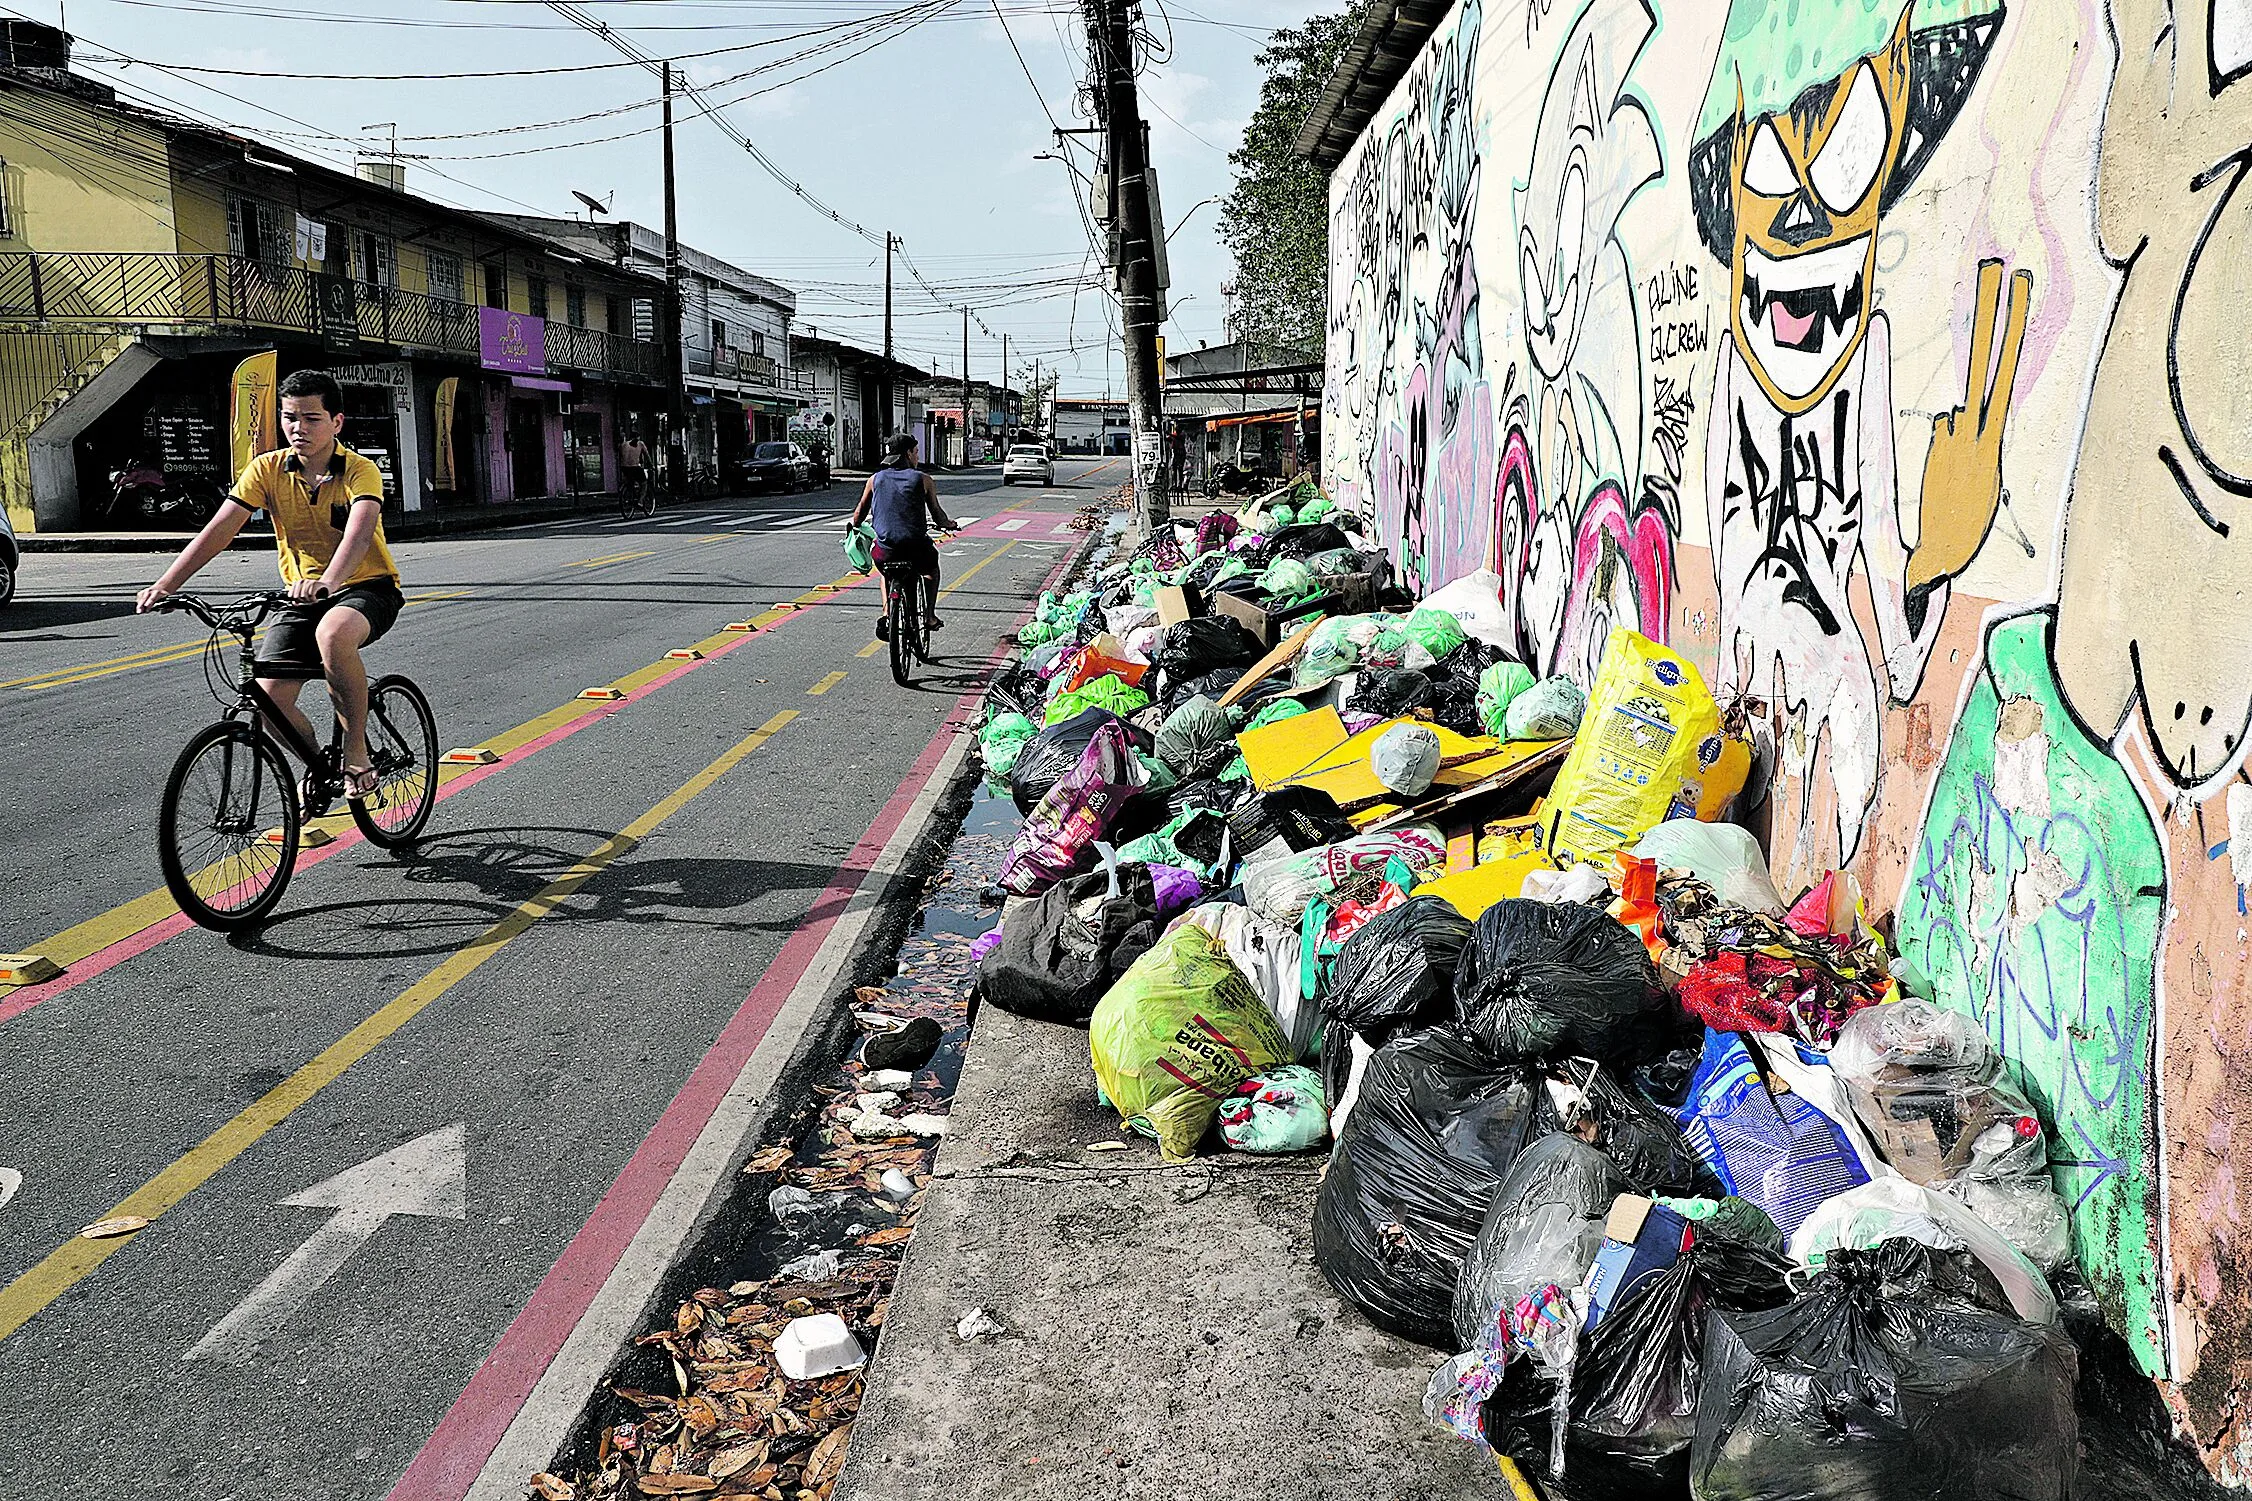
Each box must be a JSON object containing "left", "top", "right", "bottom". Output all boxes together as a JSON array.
[
  {"left": 351, "top": 674, "right": 439, "bottom": 849},
  {"left": 159, "top": 721, "right": 299, "bottom": 931}
]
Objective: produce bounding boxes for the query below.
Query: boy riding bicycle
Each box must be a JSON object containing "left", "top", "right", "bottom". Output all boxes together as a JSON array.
[
  {"left": 136, "top": 369, "right": 401, "bottom": 803},
  {"left": 849, "top": 433, "right": 956, "bottom": 637}
]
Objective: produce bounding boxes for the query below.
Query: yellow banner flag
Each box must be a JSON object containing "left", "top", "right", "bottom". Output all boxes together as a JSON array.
[
  {"left": 228, "top": 351, "right": 277, "bottom": 481},
  {"left": 433, "top": 376, "right": 458, "bottom": 492}
]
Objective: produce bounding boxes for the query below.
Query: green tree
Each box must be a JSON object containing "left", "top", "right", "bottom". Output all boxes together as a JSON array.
[{"left": 1217, "top": 6, "right": 1362, "bottom": 353}]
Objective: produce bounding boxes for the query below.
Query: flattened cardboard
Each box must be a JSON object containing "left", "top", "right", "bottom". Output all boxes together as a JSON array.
[
  {"left": 1215, "top": 617, "right": 1324, "bottom": 710},
  {"left": 1154, "top": 585, "right": 1201, "bottom": 628},
  {"left": 1238, "top": 705, "right": 1351, "bottom": 789}
]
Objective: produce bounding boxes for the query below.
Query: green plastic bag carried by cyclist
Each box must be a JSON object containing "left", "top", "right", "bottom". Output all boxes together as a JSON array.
[
  {"left": 136, "top": 368, "right": 401, "bottom": 806},
  {"left": 848, "top": 432, "right": 956, "bottom": 640}
]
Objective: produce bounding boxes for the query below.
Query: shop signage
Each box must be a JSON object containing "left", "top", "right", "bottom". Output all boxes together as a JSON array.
[
  {"left": 313, "top": 273, "right": 360, "bottom": 353},
  {"left": 478, "top": 307, "right": 546, "bottom": 374},
  {"left": 332, "top": 361, "right": 411, "bottom": 394}
]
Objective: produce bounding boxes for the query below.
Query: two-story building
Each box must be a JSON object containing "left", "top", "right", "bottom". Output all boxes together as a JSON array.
[
  {"left": 0, "top": 22, "right": 669, "bottom": 533},
  {"left": 487, "top": 216, "right": 810, "bottom": 480},
  {"left": 1053, "top": 397, "right": 1128, "bottom": 456}
]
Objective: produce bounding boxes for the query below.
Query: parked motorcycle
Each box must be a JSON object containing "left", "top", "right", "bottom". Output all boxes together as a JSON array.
[
  {"left": 1204, "top": 460, "right": 1263, "bottom": 499},
  {"left": 109, "top": 461, "right": 222, "bottom": 528}
]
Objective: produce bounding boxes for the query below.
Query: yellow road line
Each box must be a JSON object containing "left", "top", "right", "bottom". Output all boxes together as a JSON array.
[
  {"left": 0, "top": 571, "right": 869, "bottom": 989},
  {"left": 0, "top": 709, "right": 798, "bottom": 1346},
  {"left": 9, "top": 590, "right": 474, "bottom": 693},
  {"left": 807, "top": 671, "right": 848, "bottom": 695},
  {"left": 564, "top": 549, "right": 658, "bottom": 571}
]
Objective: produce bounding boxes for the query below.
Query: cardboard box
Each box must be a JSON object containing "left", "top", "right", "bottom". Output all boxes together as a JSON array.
[
  {"left": 1581, "top": 1195, "right": 1693, "bottom": 1333},
  {"left": 1154, "top": 585, "right": 1202, "bottom": 628}
]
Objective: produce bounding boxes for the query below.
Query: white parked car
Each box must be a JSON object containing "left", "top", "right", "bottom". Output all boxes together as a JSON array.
[{"left": 1001, "top": 444, "right": 1055, "bottom": 486}]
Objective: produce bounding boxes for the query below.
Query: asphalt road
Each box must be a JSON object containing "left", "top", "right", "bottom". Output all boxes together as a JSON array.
[{"left": 0, "top": 459, "right": 1113, "bottom": 1498}]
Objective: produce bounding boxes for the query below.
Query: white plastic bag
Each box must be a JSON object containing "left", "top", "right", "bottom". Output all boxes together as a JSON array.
[
  {"left": 1177, "top": 902, "right": 1315, "bottom": 1059},
  {"left": 1419, "top": 569, "right": 1513, "bottom": 650},
  {"left": 1789, "top": 1176, "right": 2057, "bottom": 1326},
  {"left": 1631, "top": 820, "right": 1786, "bottom": 915}
]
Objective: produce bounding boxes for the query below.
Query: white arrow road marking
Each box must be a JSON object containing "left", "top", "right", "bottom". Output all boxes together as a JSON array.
[
  {"left": 995, "top": 518, "right": 1030, "bottom": 532},
  {"left": 186, "top": 1123, "right": 466, "bottom": 1364},
  {"left": 0, "top": 1168, "right": 20, "bottom": 1211}
]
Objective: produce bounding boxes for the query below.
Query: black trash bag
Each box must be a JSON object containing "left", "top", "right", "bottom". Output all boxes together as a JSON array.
[
  {"left": 1153, "top": 695, "right": 1237, "bottom": 781},
  {"left": 1325, "top": 896, "right": 1473, "bottom": 1040},
  {"left": 978, "top": 862, "right": 1160, "bottom": 1025},
  {"left": 1486, "top": 1236, "right": 1796, "bottom": 1499},
  {"left": 1553, "top": 1058, "right": 1707, "bottom": 1197},
  {"left": 1160, "top": 773, "right": 1246, "bottom": 822},
  {"left": 1159, "top": 666, "right": 1254, "bottom": 721},
  {"left": 1009, "top": 707, "right": 1127, "bottom": 815},
  {"left": 1311, "top": 1024, "right": 1552, "bottom": 1347},
  {"left": 1690, "top": 1239, "right": 2078, "bottom": 1501},
  {"left": 1427, "top": 641, "right": 1507, "bottom": 737},
  {"left": 1149, "top": 616, "right": 1262, "bottom": 684},
  {"left": 1452, "top": 1135, "right": 1624, "bottom": 1348},
  {"left": 985, "top": 660, "right": 1045, "bottom": 721},
  {"left": 1348, "top": 668, "right": 1434, "bottom": 719},
  {"left": 1454, "top": 900, "right": 1674, "bottom": 1065},
  {"left": 1633, "top": 1047, "right": 1704, "bottom": 1113},
  {"left": 1180, "top": 550, "right": 1234, "bottom": 592},
  {"left": 1226, "top": 784, "right": 1358, "bottom": 862},
  {"left": 1209, "top": 570, "right": 1267, "bottom": 601},
  {"left": 1259, "top": 520, "right": 1353, "bottom": 562}
]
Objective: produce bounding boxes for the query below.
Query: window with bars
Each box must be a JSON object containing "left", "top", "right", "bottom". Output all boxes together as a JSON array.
[
  {"left": 526, "top": 274, "right": 549, "bottom": 320},
  {"left": 566, "top": 285, "right": 586, "bottom": 327},
  {"left": 226, "top": 197, "right": 285, "bottom": 264},
  {"left": 353, "top": 231, "right": 396, "bottom": 288},
  {"left": 427, "top": 250, "right": 464, "bottom": 304}
]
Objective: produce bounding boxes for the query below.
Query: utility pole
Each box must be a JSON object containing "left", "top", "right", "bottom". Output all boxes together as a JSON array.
[
  {"left": 960, "top": 307, "right": 971, "bottom": 470},
  {"left": 1000, "top": 332, "right": 1010, "bottom": 454},
  {"left": 1084, "top": 0, "right": 1168, "bottom": 528},
  {"left": 882, "top": 232, "right": 894, "bottom": 363},
  {"left": 661, "top": 60, "right": 686, "bottom": 490}
]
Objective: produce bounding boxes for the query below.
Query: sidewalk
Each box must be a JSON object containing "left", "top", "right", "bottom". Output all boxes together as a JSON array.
[{"left": 836, "top": 988, "right": 1494, "bottom": 1501}]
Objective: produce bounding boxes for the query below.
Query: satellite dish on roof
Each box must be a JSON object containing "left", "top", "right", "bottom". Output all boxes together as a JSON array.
[{"left": 571, "top": 190, "right": 612, "bottom": 216}]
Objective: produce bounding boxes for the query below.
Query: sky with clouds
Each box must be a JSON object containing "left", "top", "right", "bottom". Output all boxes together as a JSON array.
[{"left": 35, "top": 0, "right": 1334, "bottom": 395}]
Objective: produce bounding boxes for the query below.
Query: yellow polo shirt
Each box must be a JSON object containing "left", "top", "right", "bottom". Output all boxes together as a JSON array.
[{"left": 230, "top": 445, "right": 399, "bottom": 589}]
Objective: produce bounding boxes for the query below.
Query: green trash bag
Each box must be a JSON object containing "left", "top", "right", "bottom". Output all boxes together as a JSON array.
[
  {"left": 1268, "top": 502, "right": 1297, "bottom": 529},
  {"left": 1476, "top": 661, "right": 1538, "bottom": 737},
  {"left": 1090, "top": 924, "right": 1293, "bottom": 1160},
  {"left": 979, "top": 712, "right": 1038, "bottom": 786},
  {"left": 1131, "top": 574, "right": 1158, "bottom": 608},
  {"left": 1295, "top": 615, "right": 1366, "bottom": 687},
  {"left": 842, "top": 522, "right": 875, "bottom": 574},
  {"left": 1043, "top": 673, "right": 1151, "bottom": 725},
  {"left": 1257, "top": 557, "right": 1320, "bottom": 603},
  {"left": 1297, "top": 491, "right": 1334, "bottom": 524},
  {"left": 1305, "top": 547, "right": 1364, "bottom": 580},
  {"left": 1218, "top": 1066, "right": 1328, "bottom": 1153},
  {"left": 1402, "top": 606, "right": 1467, "bottom": 661},
  {"left": 1116, "top": 805, "right": 1231, "bottom": 879},
  {"left": 1134, "top": 751, "right": 1178, "bottom": 792},
  {"left": 1504, "top": 674, "right": 1588, "bottom": 740}
]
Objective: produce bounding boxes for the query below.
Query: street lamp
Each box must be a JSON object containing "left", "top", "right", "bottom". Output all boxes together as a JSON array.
[{"left": 1165, "top": 195, "right": 1220, "bottom": 245}]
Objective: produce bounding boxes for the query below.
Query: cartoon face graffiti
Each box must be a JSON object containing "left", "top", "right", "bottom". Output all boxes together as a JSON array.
[
  {"left": 2052, "top": 0, "right": 2252, "bottom": 790},
  {"left": 1723, "top": 7, "right": 1912, "bottom": 414}
]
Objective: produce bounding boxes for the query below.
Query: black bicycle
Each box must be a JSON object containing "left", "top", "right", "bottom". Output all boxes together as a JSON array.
[
  {"left": 619, "top": 467, "right": 657, "bottom": 521},
  {"left": 878, "top": 558, "right": 933, "bottom": 686},
  {"left": 153, "top": 590, "right": 438, "bottom": 931}
]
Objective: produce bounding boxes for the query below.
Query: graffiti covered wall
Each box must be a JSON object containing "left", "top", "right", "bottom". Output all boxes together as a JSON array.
[{"left": 1322, "top": 0, "right": 2252, "bottom": 1473}]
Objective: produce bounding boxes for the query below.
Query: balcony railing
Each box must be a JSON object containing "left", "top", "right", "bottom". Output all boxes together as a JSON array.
[
  {"left": 0, "top": 251, "right": 661, "bottom": 383},
  {"left": 687, "top": 343, "right": 810, "bottom": 394}
]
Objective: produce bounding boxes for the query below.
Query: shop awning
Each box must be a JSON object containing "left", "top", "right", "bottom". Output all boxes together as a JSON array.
[
  {"left": 511, "top": 375, "right": 572, "bottom": 394},
  {"left": 1208, "top": 410, "right": 1308, "bottom": 429}
]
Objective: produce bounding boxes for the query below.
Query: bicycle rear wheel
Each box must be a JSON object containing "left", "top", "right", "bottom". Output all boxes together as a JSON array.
[
  {"left": 350, "top": 674, "right": 438, "bottom": 849},
  {"left": 887, "top": 576, "right": 914, "bottom": 686},
  {"left": 159, "top": 721, "right": 299, "bottom": 931}
]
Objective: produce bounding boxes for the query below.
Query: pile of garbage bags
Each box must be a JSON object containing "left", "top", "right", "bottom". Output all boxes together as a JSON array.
[{"left": 968, "top": 490, "right": 2083, "bottom": 1499}]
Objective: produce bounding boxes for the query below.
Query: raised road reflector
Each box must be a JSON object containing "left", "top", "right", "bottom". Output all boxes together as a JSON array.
[
  {"left": 666, "top": 648, "right": 705, "bottom": 660},
  {"left": 578, "top": 687, "right": 625, "bottom": 701},
  {"left": 0, "top": 953, "right": 61, "bottom": 986},
  {"left": 262, "top": 827, "right": 335, "bottom": 849},
  {"left": 723, "top": 621, "right": 755, "bottom": 632},
  {"left": 441, "top": 747, "right": 500, "bottom": 765}
]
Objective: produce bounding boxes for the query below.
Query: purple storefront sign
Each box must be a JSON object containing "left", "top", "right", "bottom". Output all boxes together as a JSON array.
[{"left": 478, "top": 306, "right": 546, "bottom": 374}]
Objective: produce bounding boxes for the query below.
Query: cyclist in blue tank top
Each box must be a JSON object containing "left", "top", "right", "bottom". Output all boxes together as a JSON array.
[{"left": 850, "top": 433, "right": 957, "bottom": 633}]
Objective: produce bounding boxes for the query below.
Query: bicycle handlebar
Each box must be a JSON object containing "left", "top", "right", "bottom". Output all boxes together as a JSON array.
[{"left": 154, "top": 589, "right": 300, "bottom": 632}]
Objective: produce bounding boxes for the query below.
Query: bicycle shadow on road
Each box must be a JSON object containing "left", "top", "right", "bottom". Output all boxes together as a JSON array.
[{"left": 225, "top": 825, "right": 866, "bottom": 962}]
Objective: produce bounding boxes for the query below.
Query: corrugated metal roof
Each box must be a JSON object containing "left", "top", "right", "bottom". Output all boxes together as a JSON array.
[{"left": 1291, "top": 0, "right": 1455, "bottom": 171}]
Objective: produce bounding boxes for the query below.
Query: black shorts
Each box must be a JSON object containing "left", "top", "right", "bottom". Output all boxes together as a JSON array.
[
  {"left": 871, "top": 536, "right": 940, "bottom": 581},
  {"left": 256, "top": 579, "right": 404, "bottom": 681}
]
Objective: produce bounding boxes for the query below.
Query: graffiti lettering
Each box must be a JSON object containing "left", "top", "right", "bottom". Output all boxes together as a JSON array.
[{"left": 1650, "top": 316, "right": 1711, "bottom": 362}]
